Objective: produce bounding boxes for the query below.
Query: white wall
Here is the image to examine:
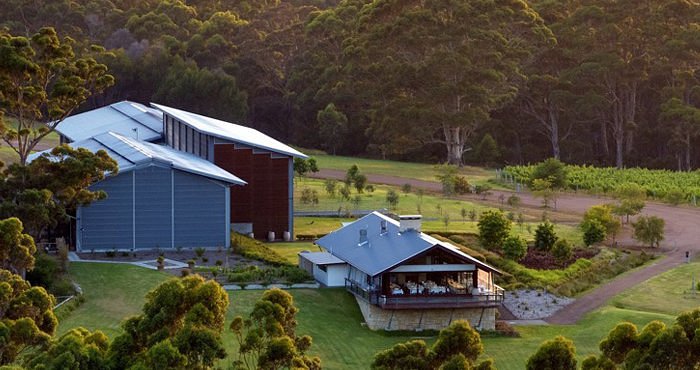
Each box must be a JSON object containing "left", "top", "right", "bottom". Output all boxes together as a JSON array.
[{"left": 313, "top": 263, "right": 348, "bottom": 287}]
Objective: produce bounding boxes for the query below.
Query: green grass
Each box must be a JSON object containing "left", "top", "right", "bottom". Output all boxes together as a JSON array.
[
  {"left": 60, "top": 263, "right": 678, "bottom": 370},
  {"left": 57, "top": 263, "right": 170, "bottom": 338},
  {"left": 312, "top": 153, "right": 497, "bottom": 184},
  {"left": 610, "top": 261, "right": 700, "bottom": 316},
  {"left": 481, "top": 306, "right": 674, "bottom": 369},
  {"left": 0, "top": 147, "right": 18, "bottom": 164},
  {"left": 265, "top": 241, "right": 318, "bottom": 264},
  {"left": 295, "top": 179, "right": 582, "bottom": 244}
]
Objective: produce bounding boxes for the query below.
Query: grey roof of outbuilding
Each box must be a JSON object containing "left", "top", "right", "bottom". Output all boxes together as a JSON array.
[
  {"left": 55, "top": 101, "right": 163, "bottom": 142},
  {"left": 315, "top": 212, "right": 501, "bottom": 277},
  {"left": 151, "top": 103, "right": 307, "bottom": 158},
  {"left": 31, "top": 132, "right": 246, "bottom": 185},
  {"left": 299, "top": 251, "right": 346, "bottom": 265}
]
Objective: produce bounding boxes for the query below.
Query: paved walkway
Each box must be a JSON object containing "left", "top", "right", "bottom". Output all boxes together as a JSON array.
[
  {"left": 311, "top": 169, "right": 700, "bottom": 324},
  {"left": 68, "top": 252, "right": 188, "bottom": 270}
]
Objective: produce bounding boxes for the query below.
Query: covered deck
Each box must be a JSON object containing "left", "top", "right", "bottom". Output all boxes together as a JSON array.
[{"left": 345, "top": 245, "right": 504, "bottom": 309}]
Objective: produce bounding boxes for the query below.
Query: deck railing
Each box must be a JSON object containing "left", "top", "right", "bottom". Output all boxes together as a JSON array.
[{"left": 345, "top": 278, "right": 505, "bottom": 309}]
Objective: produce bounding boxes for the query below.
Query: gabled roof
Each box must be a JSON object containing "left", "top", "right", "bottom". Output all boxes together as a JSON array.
[
  {"left": 315, "top": 212, "right": 500, "bottom": 277},
  {"left": 55, "top": 101, "right": 163, "bottom": 143},
  {"left": 31, "top": 132, "right": 246, "bottom": 185},
  {"left": 151, "top": 103, "right": 307, "bottom": 158}
]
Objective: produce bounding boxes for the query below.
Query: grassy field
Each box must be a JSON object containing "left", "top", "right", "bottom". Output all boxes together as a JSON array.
[
  {"left": 312, "top": 153, "right": 497, "bottom": 184},
  {"left": 0, "top": 119, "right": 60, "bottom": 165},
  {"left": 266, "top": 241, "right": 318, "bottom": 264},
  {"left": 60, "top": 263, "right": 679, "bottom": 370},
  {"left": 610, "top": 261, "right": 700, "bottom": 316},
  {"left": 294, "top": 179, "right": 582, "bottom": 244}
]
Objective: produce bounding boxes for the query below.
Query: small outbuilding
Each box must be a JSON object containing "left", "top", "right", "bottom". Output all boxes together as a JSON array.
[
  {"left": 66, "top": 132, "right": 246, "bottom": 251},
  {"left": 298, "top": 251, "right": 348, "bottom": 287}
]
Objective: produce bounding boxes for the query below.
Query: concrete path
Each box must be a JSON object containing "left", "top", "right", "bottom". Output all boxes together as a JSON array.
[
  {"left": 311, "top": 169, "right": 700, "bottom": 324},
  {"left": 68, "top": 252, "right": 188, "bottom": 270}
]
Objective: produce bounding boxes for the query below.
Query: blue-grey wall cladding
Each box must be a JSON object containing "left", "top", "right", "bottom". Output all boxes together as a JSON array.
[
  {"left": 135, "top": 166, "right": 171, "bottom": 249},
  {"left": 174, "top": 170, "right": 227, "bottom": 248},
  {"left": 78, "top": 164, "right": 229, "bottom": 251},
  {"left": 79, "top": 171, "right": 134, "bottom": 250}
]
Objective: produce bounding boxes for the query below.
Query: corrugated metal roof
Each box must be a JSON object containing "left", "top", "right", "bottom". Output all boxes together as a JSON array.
[
  {"left": 31, "top": 132, "right": 246, "bottom": 185},
  {"left": 55, "top": 101, "right": 163, "bottom": 142},
  {"left": 299, "top": 251, "right": 346, "bottom": 265},
  {"left": 151, "top": 103, "right": 308, "bottom": 158},
  {"left": 315, "top": 212, "right": 500, "bottom": 276}
]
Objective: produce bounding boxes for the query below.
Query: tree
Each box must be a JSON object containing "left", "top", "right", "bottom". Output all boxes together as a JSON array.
[
  {"left": 0, "top": 217, "right": 36, "bottom": 276},
  {"left": 230, "top": 288, "right": 321, "bottom": 370},
  {"left": 583, "top": 205, "right": 621, "bottom": 241},
  {"left": 477, "top": 210, "right": 511, "bottom": 251},
  {"left": 25, "top": 327, "right": 110, "bottom": 369},
  {"left": 581, "top": 219, "right": 606, "bottom": 247},
  {"left": 0, "top": 269, "right": 57, "bottom": 365},
  {"left": 552, "top": 239, "right": 572, "bottom": 262},
  {"left": 534, "top": 221, "right": 558, "bottom": 252},
  {"left": 354, "top": 174, "right": 367, "bottom": 194},
  {"left": 293, "top": 157, "right": 319, "bottom": 179},
  {"left": 613, "top": 199, "right": 646, "bottom": 224},
  {"left": 502, "top": 236, "right": 528, "bottom": 261},
  {"left": 317, "top": 103, "right": 348, "bottom": 155},
  {"left": 0, "top": 145, "right": 118, "bottom": 239},
  {"left": 526, "top": 336, "right": 577, "bottom": 370},
  {"left": 0, "top": 27, "right": 114, "bottom": 165},
  {"left": 372, "top": 321, "right": 492, "bottom": 370},
  {"left": 632, "top": 216, "right": 665, "bottom": 248},
  {"left": 386, "top": 190, "right": 399, "bottom": 210},
  {"left": 530, "top": 158, "right": 567, "bottom": 189},
  {"left": 531, "top": 178, "right": 558, "bottom": 209},
  {"left": 324, "top": 179, "right": 337, "bottom": 198},
  {"left": 107, "top": 274, "right": 229, "bottom": 369},
  {"left": 474, "top": 134, "right": 500, "bottom": 166},
  {"left": 434, "top": 164, "right": 458, "bottom": 196},
  {"left": 353, "top": 0, "right": 552, "bottom": 165},
  {"left": 593, "top": 310, "right": 700, "bottom": 369}
]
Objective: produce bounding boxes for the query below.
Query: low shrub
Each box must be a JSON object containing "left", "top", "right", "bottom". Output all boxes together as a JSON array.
[
  {"left": 194, "top": 247, "right": 206, "bottom": 257},
  {"left": 105, "top": 250, "right": 116, "bottom": 258},
  {"left": 226, "top": 265, "right": 311, "bottom": 284},
  {"left": 232, "top": 233, "right": 291, "bottom": 266}
]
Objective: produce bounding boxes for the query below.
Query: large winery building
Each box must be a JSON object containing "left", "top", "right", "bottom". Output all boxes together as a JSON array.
[{"left": 37, "top": 101, "right": 306, "bottom": 251}]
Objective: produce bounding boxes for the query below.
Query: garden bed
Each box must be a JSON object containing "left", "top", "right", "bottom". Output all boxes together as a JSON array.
[{"left": 519, "top": 247, "right": 599, "bottom": 270}]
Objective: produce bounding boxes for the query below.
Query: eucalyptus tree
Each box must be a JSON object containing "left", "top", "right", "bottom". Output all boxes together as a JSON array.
[{"left": 349, "top": 0, "right": 553, "bottom": 165}]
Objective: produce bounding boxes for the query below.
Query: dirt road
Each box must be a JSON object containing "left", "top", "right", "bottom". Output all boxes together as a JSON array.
[{"left": 311, "top": 169, "right": 700, "bottom": 324}]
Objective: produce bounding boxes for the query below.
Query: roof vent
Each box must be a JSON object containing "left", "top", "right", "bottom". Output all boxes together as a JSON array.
[
  {"left": 380, "top": 220, "right": 387, "bottom": 234},
  {"left": 359, "top": 228, "right": 368, "bottom": 245},
  {"left": 399, "top": 215, "right": 422, "bottom": 233}
]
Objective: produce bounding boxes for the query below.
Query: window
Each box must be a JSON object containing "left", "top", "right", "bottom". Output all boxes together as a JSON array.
[
  {"left": 194, "top": 131, "right": 200, "bottom": 156},
  {"left": 200, "top": 134, "right": 208, "bottom": 159},
  {"left": 319, "top": 265, "right": 327, "bottom": 272}
]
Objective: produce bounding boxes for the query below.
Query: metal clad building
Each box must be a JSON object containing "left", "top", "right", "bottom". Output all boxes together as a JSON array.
[
  {"left": 152, "top": 103, "right": 308, "bottom": 239},
  {"left": 72, "top": 132, "right": 245, "bottom": 251}
]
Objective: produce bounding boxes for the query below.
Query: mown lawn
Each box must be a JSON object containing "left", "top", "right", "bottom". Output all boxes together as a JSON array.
[
  {"left": 610, "top": 261, "right": 700, "bottom": 316},
  {"left": 61, "top": 263, "right": 677, "bottom": 370},
  {"left": 311, "top": 153, "right": 497, "bottom": 185},
  {"left": 57, "top": 263, "right": 170, "bottom": 338}
]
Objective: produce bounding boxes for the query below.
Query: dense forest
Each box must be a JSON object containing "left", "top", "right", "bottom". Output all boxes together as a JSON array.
[{"left": 1, "top": 0, "right": 698, "bottom": 169}]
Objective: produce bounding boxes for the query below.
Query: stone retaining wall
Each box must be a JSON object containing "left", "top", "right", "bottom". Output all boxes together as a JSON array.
[{"left": 356, "top": 296, "right": 496, "bottom": 331}]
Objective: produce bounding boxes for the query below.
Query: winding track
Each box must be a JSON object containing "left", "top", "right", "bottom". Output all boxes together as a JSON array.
[{"left": 310, "top": 169, "right": 700, "bottom": 324}]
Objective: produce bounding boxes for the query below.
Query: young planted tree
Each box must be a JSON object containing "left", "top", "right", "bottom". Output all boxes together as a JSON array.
[
  {"left": 583, "top": 205, "right": 621, "bottom": 241},
  {"left": 477, "top": 210, "right": 511, "bottom": 251},
  {"left": 581, "top": 219, "right": 606, "bottom": 247},
  {"left": 534, "top": 221, "right": 558, "bottom": 252},
  {"left": 502, "top": 236, "right": 528, "bottom": 261},
  {"left": 0, "top": 27, "right": 114, "bottom": 165},
  {"left": 230, "top": 288, "right": 320, "bottom": 370},
  {"left": 386, "top": 189, "right": 399, "bottom": 210},
  {"left": 632, "top": 216, "right": 665, "bottom": 247}
]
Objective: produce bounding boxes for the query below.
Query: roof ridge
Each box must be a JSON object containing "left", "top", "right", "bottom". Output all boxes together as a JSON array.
[
  {"left": 107, "top": 132, "right": 155, "bottom": 161},
  {"left": 110, "top": 102, "right": 161, "bottom": 135}
]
